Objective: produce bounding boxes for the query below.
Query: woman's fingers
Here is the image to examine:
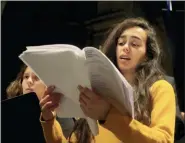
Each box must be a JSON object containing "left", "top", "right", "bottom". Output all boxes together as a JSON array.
[
  {"left": 49, "top": 103, "right": 60, "bottom": 111},
  {"left": 43, "top": 85, "right": 55, "bottom": 98},
  {"left": 51, "top": 92, "right": 62, "bottom": 103},
  {"left": 79, "top": 93, "right": 90, "bottom": 105},
  {"left": 106, "top": 97, "right": 129, "bottom": 116},
  {"left": 41, "top": 101, "right": 59, "bottom": 112},
  {"left": 40, "top": 92, "right": 62, "bottom": 108},
  {"left": 78, "top": 85, "right": 93, "bottom": 99},
  {"left": 40, "top": 94, "right": 51, "bottom": 107},
  {"left": 78, "top": 85, "right": 101, "bottom": 101},
  {"left": 41, "top": 101, "right": 53, "bottom": 112}
]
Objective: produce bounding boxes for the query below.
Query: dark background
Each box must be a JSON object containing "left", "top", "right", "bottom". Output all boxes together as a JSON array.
[{"left": 1, "top": 1, "right": 184, "bottom": 111}]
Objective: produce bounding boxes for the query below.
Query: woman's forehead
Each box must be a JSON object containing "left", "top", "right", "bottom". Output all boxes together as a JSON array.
[
  {"left": 24, "top": 67, "right": 34, "bottom": 74},
  {"left": 120, "top": 27, "right": 147, "bottom": 42}
]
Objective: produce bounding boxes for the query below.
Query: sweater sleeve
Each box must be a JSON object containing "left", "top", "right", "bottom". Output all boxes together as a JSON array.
[
  {"left": 103, "top": 80, "right": 176, "bottom": 143},
  {"left": 40, "top": 115, "right": 68, "bottom": 143}
]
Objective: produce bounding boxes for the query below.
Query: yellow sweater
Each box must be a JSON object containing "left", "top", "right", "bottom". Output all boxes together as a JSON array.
[{"left": 41, "top": 80, "right": 176, "bottom": 143}]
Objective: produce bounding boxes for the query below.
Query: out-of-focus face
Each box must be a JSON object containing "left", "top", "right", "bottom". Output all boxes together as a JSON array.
[
  {"left": 22, "top": 67, "right": 46, "bottom": 100},
  {"left": 116, "top": 26, "right": 147, "bottom": 74}
]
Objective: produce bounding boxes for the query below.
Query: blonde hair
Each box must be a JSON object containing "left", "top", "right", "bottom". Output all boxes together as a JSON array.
[{"left": 6, "top": 65, "right": 27, "bottom": 98}]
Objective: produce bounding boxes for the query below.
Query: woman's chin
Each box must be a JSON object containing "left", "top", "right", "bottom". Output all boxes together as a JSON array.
[
  {"left": 119, "top": 68, "right": 133, "bottom": 73},
  {"left": 23, "top": 90, "right": 34, "bottom": 94}
]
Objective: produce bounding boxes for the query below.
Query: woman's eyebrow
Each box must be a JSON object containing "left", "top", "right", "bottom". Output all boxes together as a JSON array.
[{"left": 119, "top": 35, "right": 142, "bottom": 41}]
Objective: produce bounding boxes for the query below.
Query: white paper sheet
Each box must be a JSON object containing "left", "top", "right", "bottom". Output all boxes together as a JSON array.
[
  {"left": 19, "top": 44, "right": 134, "bottom": 136},
  {"left": 84, "top": 47, "right": 134, "bottom": 118},
  {"left": 19, "top": 44, "right": 99, "bottom": 136}
]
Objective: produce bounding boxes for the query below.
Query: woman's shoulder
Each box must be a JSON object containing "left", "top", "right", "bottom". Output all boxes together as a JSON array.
[
  {"left": 150, "top": 79, "right": 175, "bottom": 97},
  {"left": 150, "top": 79, "right": 173, "bottom": 89}
]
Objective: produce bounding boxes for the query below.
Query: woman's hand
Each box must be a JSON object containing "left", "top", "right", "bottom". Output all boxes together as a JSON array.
[
  {"left": 39, "top": 85, "right": 63, "bottom": 121},
  {"left": 78, "top": 85, "right": 111, "bottom": 120}
]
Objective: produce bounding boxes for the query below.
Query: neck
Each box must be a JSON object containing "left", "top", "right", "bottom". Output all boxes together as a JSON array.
[{"left": 122, "top": 71, "right": 135, "bottom": 85}]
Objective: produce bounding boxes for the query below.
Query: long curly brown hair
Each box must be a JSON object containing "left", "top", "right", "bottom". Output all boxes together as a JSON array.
[{"left": 102, "top": 17, "right": 165, "bottom": 125}]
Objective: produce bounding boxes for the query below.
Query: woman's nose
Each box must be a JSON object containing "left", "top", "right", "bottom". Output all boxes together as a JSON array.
[
  {"left": 27, "top": 77, "right": 34, "bottom": 85},
  {"left": 123, "top": 43, "right": 130, "bottom": 53}
]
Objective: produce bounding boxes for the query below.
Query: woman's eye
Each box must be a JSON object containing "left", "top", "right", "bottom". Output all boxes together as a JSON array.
[
  {"left": 131, "top": 42, "right": 139, "bottom": 47},
  {"left": 118, "top": 43, "right": 124, "bottom": 46},
  {"left": 24, "top": 75, "right": 29, "bottom": 79}
]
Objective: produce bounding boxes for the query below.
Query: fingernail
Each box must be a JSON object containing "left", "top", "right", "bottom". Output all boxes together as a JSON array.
[
  {"left": 50, "top": 85, "right": 55, "bottom": 89},
  {"left": 77, "top": 85, "right": 83, "bottom": 90}
]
